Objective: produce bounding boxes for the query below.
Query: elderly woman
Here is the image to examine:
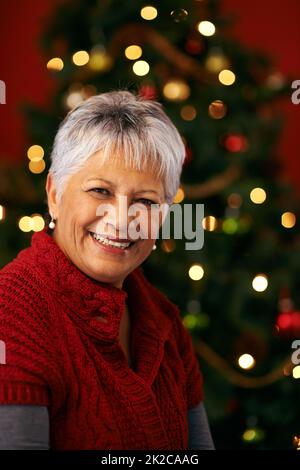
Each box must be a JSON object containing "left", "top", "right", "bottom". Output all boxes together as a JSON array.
[{"left": 0, "top": 90, "right": 214, "bottom": 450}]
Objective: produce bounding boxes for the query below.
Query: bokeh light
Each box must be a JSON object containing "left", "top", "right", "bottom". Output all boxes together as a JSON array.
[
  {"left": 189, "top": 264, "right": 204, "bottom": 281},
  {"left": 132, "top": 60, "right": 150, "bottom": 76},
  {"left": 181, "top": 105, "right": 197, "bottom": 121},
  {"left": 28, "top": 160, "right": 46, "bottom": 174},
  {"left": 292, "top": 366, "right": 300, "bottom": 379},
  {"left": 250, "top": 188, "right": 267, "bottom": 204},
  {"left": 18, "top": 216, "right": 33, "bottom": 232},
  {"left": 163, "top": 80, "right": 190, "bottom": 101},
  {"left": 125, "top": 45, "right": 142, "bottom": 60},
  {"left": 197, "top": 21, "right": 216, "bottom": 37},
  {"left": 46, "top": 57, "right": 64, "bottom": 71},
  {"left": 202, "top": 216, "right": 217, "bottom": 231},
  {"left": 27, "top": 145, "right": 44, "bottom": 162},
  {"left": 72, "top": 50, "right": 90, "bottom": 66},
  {"left": 218, "top": 69, "right": 236, "bottom": 85},
  {"left": 208, "top": 100, "right": 227, "bottom": 119},
  {"left": 238, "top": 353, "right": 255, "bottom": 370},
  {"left": 281, "top": 212, "right": 296, "bottom": 228},
  {"left": 173, "top": 187, "right": 185, "bottom": 203},
  {"left": 140, "top": 6, "right": 157, "bottom": 20},
  {"left": 252, "top": 274, "right": 268, "bottom": 292}
]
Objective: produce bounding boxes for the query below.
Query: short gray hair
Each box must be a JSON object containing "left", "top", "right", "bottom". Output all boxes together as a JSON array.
[{"left": 49, "top": 89, "right": 186, "bottom": 205}]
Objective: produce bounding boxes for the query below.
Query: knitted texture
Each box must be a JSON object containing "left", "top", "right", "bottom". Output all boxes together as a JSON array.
[{"left": 0, "top": 227, "right": 204, "bottom": 450}]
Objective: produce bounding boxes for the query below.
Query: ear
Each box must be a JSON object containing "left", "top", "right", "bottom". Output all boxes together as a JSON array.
[{"left": 45, "top": 172, "right": 59, "bottom": 218}]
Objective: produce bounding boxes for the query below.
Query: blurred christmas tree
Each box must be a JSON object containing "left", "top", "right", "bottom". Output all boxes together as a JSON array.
[{"left": 1, "top": 0, "right": 300, "bottom": 449}]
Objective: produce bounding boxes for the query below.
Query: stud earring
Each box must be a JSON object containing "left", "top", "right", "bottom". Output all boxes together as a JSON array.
[
  {"left": 152, "top": 244, "right": 157, "bottom": 251},
  {"left": 49, "top": 216, "right": 56, "bottom": 229}
]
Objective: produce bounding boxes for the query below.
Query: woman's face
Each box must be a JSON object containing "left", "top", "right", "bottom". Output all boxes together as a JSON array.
[{"left": 46, "top": 150, "right": 167, "bottom": 289}]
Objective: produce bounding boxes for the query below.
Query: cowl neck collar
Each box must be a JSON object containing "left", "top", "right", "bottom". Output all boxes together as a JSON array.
[{"left": 19, "top": 227, "right": 173, "bottom": 346}]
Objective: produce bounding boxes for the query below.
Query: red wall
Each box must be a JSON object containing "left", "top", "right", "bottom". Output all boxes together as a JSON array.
[
  {"left": 222, "top": 0, "right": 300, "bottom": 192},
  {"left": 0, "top": 0, "right": 299, "bottom": 191},
  {"left": 0, "top": 0, "right": 57, "bottom": 163}
]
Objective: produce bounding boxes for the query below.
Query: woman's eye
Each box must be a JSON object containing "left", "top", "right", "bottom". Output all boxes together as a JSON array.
[
  {"left": 137, "top": 198, "right": 157, "bottom": 207},
  {"left": 89, "top": 188, "right": 110, "bottom": 195}
]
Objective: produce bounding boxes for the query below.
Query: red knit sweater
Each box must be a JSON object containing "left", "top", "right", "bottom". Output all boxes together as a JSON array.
[{"left": 0, "top": 228, "right": 204, "bottom": 450}]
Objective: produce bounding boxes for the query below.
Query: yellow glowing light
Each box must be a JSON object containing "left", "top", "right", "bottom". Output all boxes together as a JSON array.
[
  {"left": 183, "top": 314, "right": 198, "bottom": 329},
  {"left": 197, "top": 20, "right": 216, "bottom": 37},
  {"left": 202, "top": 216, "right": 217, "bottom": 231},
  {"left": 218, "top": 69, "right": 236, "bottom": 86},
  {"left": 180, "top": 105, "right": 197, "bottom": 121},
  {"left": 250, "top": 187, "right": 267, "bottom": 204},
  {"left": 163, "top": 80, "right": 190, "bottom": 101},
  {"left": 205, "top": 54, "right": 229, "bottom": 73},
  {"left": 46, "top": 57, "right": 64, "bottom": 71},
  {"left": 208, "top": 100, "right": 227, "bottom": 119},
  {"left": 243, "top": 428, "right": 265, "bottom": 443},
  {"left": 27, "top": 145, "right": 44, "bottom": 162},
  {"left": 292, "top": 365, "right": 300, "bottom": 379},
  {"left": 0, "top": 205, "right": 5, "bottom": 221},
  {"left": 125, "top": 45, "right": 142, "bottom": 60},
  {"left": 31, "top": 215, "right": 45, "bottom": 232},
  {"left": 252, "top": 274, "right": 268, "bottom": 292},
  {"left": 19, "top": 216, "right": 33, "bottom": 232},
  {"left": 28, "top": 159, "right": 46, "bottom": 174},
  {"left": 173, "top": 187, "right": 185, "bottom": 203},
  {"left": 189, "top": 264, "right": 204, "bottom": 281},
  {"left": 140, "top": 6, "right": 158, "bottom": 20},
  {"left": 281, "top": 211, "right": 296, "bottom": 228},
  {"left": 72, "top": 50, "right": 90, "bottom": 66},
  {"left": 243, "top": 429, "right": 257, "bottom": 442},
  {"left": 238, "top": 353, "right": 255, "bottom": 370},
  {"left": 89, "top": 47, "right": 113, "bottom": 72},
  {"left": 222, "top": 218, "right": 238, "bottom": 234},
  {"left": 132, "top": 60, "right": 150, "bottom": 76}
]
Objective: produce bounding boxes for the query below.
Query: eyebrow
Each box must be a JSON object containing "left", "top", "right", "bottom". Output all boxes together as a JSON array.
[
  {"left": 86, "top": 177, "right": 113, "bottom": 185},
  {"left": 85, "top": 177, "right": 161, "bottom": 196}
]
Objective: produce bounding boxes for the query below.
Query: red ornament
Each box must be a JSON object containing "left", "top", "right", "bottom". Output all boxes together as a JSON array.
[
  {"left": 223, "top": 134, "right": 248, "bottom": 153},
  {"left": 185, "top": 38, "right": 203, "bottom": 55},
  {"left": 275, "top": 287, "right": 300, "bottom": 337},
  {"left": 138, "top": 84, "right": 158, "bottom": 100},
  {"left": 276, "top": 311, "right": 300, "bottom": 337}
]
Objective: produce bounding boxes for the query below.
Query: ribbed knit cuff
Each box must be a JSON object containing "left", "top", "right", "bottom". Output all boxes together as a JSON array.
[
  {"left": 0, "top": 381, "right": 50, "bottom": 406},
  {"left": 187, "top": 379, "right": 205, "bottom": 409}
]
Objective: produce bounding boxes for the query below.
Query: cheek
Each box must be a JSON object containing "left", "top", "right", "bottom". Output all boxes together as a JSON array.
[
  {"left": 134, "top": 211, "right": 161, "bottom": 240},
  {"left": 135, "top": 239, "right": 154, "bottom": 261},
  {"left": 147, "top": 210, "right": 162, "bottom": 238},
  {"left": 63, "top": 196, "right": 98, "bottom": 227}
]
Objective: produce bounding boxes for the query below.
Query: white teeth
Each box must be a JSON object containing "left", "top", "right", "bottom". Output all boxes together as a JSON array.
[{"left": 91, "top": 233, "right": 131, "bottom": 249}]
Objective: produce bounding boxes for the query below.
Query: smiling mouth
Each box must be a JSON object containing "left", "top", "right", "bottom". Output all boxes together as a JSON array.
[{"left": 89, "top": 231, "right": 136, "bottom": 250}]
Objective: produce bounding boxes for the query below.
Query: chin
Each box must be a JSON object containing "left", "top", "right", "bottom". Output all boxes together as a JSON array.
[{"left": 84, "top": 262, "right": 123, "bottom": 282}]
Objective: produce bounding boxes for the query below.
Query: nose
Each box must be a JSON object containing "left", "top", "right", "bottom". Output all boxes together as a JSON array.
[
  {"left": 113, "top": 195, "right": 134, "bottom": 238},
  {"left": 95, "top": 195, "right": 136, "bottom": 240}
]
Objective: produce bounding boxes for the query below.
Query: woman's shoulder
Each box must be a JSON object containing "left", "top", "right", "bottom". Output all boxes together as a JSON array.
[{"left": 0, "top": 251, "right": 63, "bottom": 410}]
